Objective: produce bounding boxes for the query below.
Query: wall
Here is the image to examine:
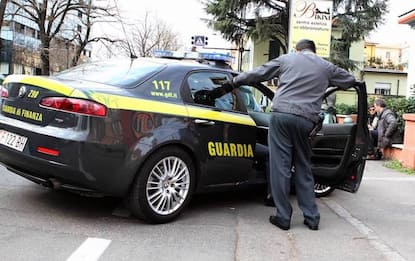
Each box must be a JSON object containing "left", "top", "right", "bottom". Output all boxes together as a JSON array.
[
  {"left": 335, "top": 91, "right": 358, "bottom": 106},
  {"left": 362, "top": 70, "right": 407, "bottom": 96},
  {"left": 349, "top": 40, "right": 365, "bottom": 72},
  {"left": 252, "top": 40, "right": 270, "bottom": 68},
  {"left": 407, "top": 41, "right": 415, "bottom": 97}
]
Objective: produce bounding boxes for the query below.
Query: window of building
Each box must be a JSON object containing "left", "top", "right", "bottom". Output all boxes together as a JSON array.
[
  {"left": 1, "top": 64, "right": 9, "bottom": 75},
  {"left": 374, "top": 82, "right": 391, "bottom": 96},
  {"left": 15, "top": 22, "right": 25, "bottom": 34},
  {"left": 26, "top": 27, "right": 36, "bottom": 38},
  {"left": 77, "top": 25, "right": 82, "bottom": 32},
  {"left": 14, "top": 64, "right": 23, "bottom": 74},
  {"left": 386, "top": 51, "right": 390, "bottom": 59},
  {"left": 82, "top": 50, "right": 92, "bottom": 58}
]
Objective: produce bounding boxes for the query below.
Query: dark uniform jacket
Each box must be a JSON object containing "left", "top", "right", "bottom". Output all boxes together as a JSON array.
[
  {"left": 233, "top": 50, "right": 355, "bottom": 124},
  {"left": 377, "top": 108, "right": 399, "bottom": 148}
]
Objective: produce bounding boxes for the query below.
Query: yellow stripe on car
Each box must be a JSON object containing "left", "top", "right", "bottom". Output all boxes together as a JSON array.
[
  {"left": 4, "top": 75, "right": 87, "bottom": 98},
  {"left": 91, "top": 93, "right": 256, "bottom": 126},
  {"left": 186, "top": 105, "right": 256, "bottom": 126},
  {"left": 90, "top": 92, "right": 188, "bottom": 116},
  {"left": 5, "top": 75, "right": 256, "bottom": 126}
]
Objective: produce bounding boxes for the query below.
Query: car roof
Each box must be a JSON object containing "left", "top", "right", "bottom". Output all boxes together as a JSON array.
[{"left": 147, "top": 57, "right": 234, "bottom": 71}]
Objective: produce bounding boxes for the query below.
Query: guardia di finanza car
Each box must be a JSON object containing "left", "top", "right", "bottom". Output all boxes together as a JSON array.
[{"left": 0, "top": 53, "right": 368, "bottom": 223}]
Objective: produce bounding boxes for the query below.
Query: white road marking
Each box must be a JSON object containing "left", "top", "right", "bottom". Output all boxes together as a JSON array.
[
  {"left": 363, "top": 177, "right": 415, "bottom": 181},
  {"left": 323, "top": 198, "right": 407, "bottom": 261},
  {"left": 66, "top": 237, "right": 111, "bottom": 261}
]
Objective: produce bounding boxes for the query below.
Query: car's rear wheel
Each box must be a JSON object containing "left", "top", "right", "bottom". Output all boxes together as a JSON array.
[
  {"left": 128, "top": 146, "right": 195, "bottom": 224},
  {"left": 314, "top": 183, "right": 335, "bottom": 197}
]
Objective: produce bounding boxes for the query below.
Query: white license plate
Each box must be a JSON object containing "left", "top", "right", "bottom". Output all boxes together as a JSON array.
[{"left": 0, "top": 130, "right": 28, "bottom": 152}]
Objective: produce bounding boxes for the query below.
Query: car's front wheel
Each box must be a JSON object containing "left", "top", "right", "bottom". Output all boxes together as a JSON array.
[{"left": 128, "top": 146, "right": 195, "bottom": 224}]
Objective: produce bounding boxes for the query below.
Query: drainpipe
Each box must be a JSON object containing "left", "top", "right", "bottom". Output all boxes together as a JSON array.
[{"left": 397, "top": 79, "right": 400, "bottom": 96}]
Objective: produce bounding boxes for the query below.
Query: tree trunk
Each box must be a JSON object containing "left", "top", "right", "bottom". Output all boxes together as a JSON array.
[
  {"left": 71, "top": 45, "right": 83, "bottom": 67},
  {"left": 40, "top": 44, "right": 50, "bottom": 75},
  {"left": 0, "top": 0, "right": 8, "bottom": 53}
]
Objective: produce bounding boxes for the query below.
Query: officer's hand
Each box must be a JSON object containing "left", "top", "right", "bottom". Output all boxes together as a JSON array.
[
  {"left": 194, "top": 81, "right": 235, "bottom": 106},
  {"left": 221, "top": 80, "right": 235, "bottom": 93}
]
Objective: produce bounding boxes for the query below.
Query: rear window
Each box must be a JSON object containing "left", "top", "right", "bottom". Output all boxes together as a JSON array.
[{"left": 54, "top": 59, "right": 165, "bottom": 87}]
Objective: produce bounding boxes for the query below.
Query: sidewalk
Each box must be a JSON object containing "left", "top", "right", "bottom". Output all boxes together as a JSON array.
[{"left": 364, "top": 158, "right": 413, "bottom": 179}]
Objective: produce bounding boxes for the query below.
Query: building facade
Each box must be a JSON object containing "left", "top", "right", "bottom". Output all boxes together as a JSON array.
[
  {"left": 0, "top": 1, "right": 41, "bottom": 75},
  {"left": 362, "top": 41, "right": 408, "bottom": 98},
  {"left": 0, "top": 0, "right": 91, "bottom": 76},
  {"left": 398, "top": 8, "right": 415, "bottom": 97}
]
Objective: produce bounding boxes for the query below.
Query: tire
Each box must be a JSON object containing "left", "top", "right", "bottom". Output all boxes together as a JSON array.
[
  {"left": 314, "top": 183, "right": 335, "bottom": 197},
  {"left": 128, "top": 146, "right": 195, "bottom": 224}
]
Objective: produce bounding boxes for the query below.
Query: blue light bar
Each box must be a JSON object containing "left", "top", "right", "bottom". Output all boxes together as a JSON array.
[
  {"left": 153, "top": 50, "right": 173, "bottom": 57},
  {"left": 153, "top": 50, "right": 234, "bottom": 64},
  {"left": 153, "top": 50, "right": 179, "bottom": 58},
  {"left": 198, "top": 52, "right": 234, "bottom": 63}
]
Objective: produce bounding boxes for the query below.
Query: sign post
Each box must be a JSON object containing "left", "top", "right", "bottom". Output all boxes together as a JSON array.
[{"left": 191, "top": 35, "right": 208, "bottom": 47}]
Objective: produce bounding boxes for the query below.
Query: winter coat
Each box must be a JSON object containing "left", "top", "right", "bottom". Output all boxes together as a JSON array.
[{"left": 377, "top": 108, "right": 399, "bottom": 148}]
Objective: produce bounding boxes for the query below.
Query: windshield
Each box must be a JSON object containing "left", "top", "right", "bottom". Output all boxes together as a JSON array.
[{"left": 54, "top": 59, "right": 165, "bottom": 87}]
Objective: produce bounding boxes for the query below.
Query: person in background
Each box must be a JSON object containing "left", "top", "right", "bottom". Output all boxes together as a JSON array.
[
  {"left": 367, "top": 105, "right": 379, "bottom": 158},
  {"left": 321, "top": 92, "right": 337, "bottom": 124},
  {"left": 368, "top": 105, "right": 378, "bottom": 130},
  {"left": 211, "top": 39, "right": 356, "bottom": 230},
  {"left": 373, "top": 98, "right": 398, "bottom": 159}
]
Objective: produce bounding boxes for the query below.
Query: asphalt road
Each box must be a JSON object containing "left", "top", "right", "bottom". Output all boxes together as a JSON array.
[{"left": 0, "top": 160, "right": 414, "bottom": 261}]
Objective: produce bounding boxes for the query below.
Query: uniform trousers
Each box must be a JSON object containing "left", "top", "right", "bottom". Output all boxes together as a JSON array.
[{"left": 268, "top": 112, "right": 320, "bottom": 227}]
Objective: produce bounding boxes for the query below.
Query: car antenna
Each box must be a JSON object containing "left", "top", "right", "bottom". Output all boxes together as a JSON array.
[{"left": 114, "top": 0, "right": 138, "bottom": 59}]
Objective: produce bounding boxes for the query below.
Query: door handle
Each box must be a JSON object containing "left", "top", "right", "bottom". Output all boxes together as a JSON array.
[{"left": 194, "top": 119, "right": 215, "bottom": 126}]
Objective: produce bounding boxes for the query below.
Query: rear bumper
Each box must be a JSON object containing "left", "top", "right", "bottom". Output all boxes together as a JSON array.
[
  {"left": 0, "top": 143, "right": 132, "bottom": 196},
  {"left": 5, "top": 164, "right": 100, "bottom": 196},
  {"left": 0, "top": 112, "right": 142, "bottom": 196},
  {"left": 0, "top": 121, "right": 138, "bottom": 198}
]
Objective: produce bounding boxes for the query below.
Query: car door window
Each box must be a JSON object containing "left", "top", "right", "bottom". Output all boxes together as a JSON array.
[
  {"left": 187, "top": 72, "right": 234, "bottom": 111},
  {"left": 238, "top": 86, "right": 270, "bottom": 112}
]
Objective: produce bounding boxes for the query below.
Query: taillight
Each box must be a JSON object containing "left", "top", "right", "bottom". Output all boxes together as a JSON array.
[
  {"left": 40, "top": 97, "right": 107, "bottom": 117},
  {"left": 0, "top": 86, "right": 8, "bottom": 98},
  {"left": 37, "top": 146, "right": 60, "bottom": 156}
]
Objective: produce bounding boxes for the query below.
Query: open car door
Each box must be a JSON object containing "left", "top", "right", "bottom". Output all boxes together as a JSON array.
[
  {"left": 311, "top": 82, "right": 368, "bottom": 194},
  {"left": 238, "top": 81, "right": 369, "bottom": 197}
]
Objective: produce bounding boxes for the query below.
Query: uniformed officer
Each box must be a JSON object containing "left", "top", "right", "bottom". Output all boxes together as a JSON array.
[{"left": 216, "top": 39, "right": 356, "bottom": 230}]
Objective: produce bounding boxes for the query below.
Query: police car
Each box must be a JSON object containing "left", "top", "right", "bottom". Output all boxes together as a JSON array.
[{"left": 0, "top": 51, "right": 368, "bottom": 223}]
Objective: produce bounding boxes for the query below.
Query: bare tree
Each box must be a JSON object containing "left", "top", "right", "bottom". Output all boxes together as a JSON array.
[
  {"left": 0, "top": 0, "right": 7, "bottom": 31},
  {"left": 9, "top": 0, "right": 121, "bottom": 75},
  {"left": 125, "top": 11, "right": 181, "bottom": 57},
  {"left": 9, "top": 0, "right": 82, "bottom": 75},
  {"left": 69, "top": 0, "right": 121, "bottom": 66}
]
